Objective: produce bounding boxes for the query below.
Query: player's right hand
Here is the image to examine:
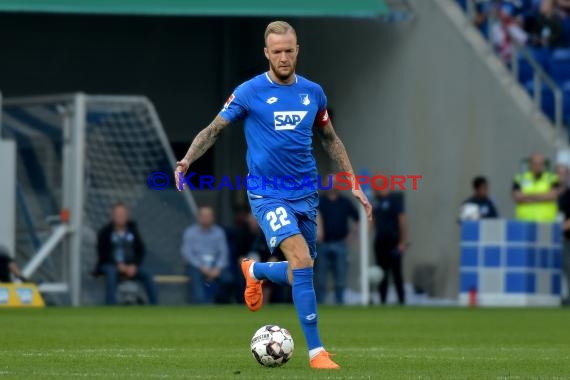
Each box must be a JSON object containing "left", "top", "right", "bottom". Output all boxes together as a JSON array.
[{"left": 175, "top": 158, "right": 190, "bottom": 191}]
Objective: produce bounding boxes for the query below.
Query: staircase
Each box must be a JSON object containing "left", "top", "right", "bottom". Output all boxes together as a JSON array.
[{"left": 446, "top": 0, "right": 570, "bottom": 149}]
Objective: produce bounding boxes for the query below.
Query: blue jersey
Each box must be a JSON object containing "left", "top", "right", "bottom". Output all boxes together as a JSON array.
[{"left": 219, "top": 72, "right": 330, "bottom": 200}]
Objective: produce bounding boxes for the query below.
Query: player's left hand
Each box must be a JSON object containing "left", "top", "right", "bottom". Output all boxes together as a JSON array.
[{"left": 352, "top": 189, "right": 372, "bottom": 221}]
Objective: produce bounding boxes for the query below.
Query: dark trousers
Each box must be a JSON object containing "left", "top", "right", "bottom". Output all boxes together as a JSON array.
[
  {"left": 100, "top": 264, "right": 159, "bottom": 305},
  {"left": 315, "top": 241, "right": 349, "bottom": 304},
  {"left": 374, "top": 241, "right": 405, "bottom": 305},
  {"left": 186, "top": 265, "right": 234, "bottom": 304},
  {"left": 563, "top": 240, "right": 570, "bottom": 304}
]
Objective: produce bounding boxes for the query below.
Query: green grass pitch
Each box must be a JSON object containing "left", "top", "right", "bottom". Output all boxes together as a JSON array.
[{"left": 1, "top": 306, "right": 569, "bottom": 379}]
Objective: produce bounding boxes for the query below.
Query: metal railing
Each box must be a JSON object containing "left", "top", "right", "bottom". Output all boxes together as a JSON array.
[
  {"left": 511, "top": 45, "right": 564, "bottom": 134},
  {"left": 3, "top": 94, "right": 85, "bottom": 306},
  {"left": 461, "top": 0, "right": 565, "bottom": 141}
]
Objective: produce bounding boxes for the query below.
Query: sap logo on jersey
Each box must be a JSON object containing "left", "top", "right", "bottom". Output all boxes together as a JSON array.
[{"left": 274, "top": 111, "right": 308, "bottom": 130}]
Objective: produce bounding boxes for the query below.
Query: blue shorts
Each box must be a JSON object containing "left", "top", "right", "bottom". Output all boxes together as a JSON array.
[{"left": 248, "top": 192, "right": 319, "bottom": 259}]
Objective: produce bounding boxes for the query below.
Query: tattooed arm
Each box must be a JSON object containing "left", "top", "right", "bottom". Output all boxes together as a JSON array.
[
  {"left": 316, "top": 121, "right": 373, "bottom": 220},
  {"left": 175, "top": 115, "right": 230, "bottom": 190},
  {"left": 316, "top": 122, "right": 355, "bottom": 175}
]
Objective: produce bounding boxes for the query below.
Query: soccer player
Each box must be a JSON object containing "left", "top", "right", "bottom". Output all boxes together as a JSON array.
[{"left": 175, "top": 21, "right": 372, "bottom": 369}]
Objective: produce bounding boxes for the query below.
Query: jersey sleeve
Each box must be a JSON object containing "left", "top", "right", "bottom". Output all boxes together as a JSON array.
[
  {"left": 314, "top": 85, "right": 330, "bottom": 127},
  {"left": 219, "top": 82, "right": 250, "bottom": 123}
]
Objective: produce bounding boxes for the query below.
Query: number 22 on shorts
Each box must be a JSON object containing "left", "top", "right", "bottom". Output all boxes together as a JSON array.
[{"left": 266, "top": 207, "right": 291, "bottom": 231}]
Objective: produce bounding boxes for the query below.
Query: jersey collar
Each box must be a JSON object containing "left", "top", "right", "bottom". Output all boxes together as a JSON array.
[{"left": 265, "top": 71, "right": 298, "bottom": 85}]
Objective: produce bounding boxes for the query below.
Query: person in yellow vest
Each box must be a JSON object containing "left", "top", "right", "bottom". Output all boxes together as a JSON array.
[{"left": 512, "top": 153, "right": 560, "bottom": 222}]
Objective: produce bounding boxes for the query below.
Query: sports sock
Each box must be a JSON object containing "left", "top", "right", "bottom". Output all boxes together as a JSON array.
[
  {"left": 292, "top": 267, "right": 323, "bottom": 351},
  {"left": 309, "top": 347, "right": 325, "bottom": 360},
  {"left": 252, "top": 261, "right": 290, "bottom": 285}
]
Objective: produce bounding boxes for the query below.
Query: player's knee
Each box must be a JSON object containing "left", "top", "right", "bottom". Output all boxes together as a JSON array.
[
  {"left": 281, "top": 235, "right": 313, "bottom": 269},
  {"left": 288, "top": 253, "right": 313, "bottom": 269}
]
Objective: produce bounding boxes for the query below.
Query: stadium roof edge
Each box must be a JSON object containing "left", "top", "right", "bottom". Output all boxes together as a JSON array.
[{"left": 0, "top": 0, "right": 389, "bottom": 17}]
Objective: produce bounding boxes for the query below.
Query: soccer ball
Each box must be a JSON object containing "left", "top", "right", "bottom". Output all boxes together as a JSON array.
[
  {"left": 250, "top": 325, "right": 294, "bottom": 367},
  {"left": 459, "top": 203, "right": 480, "bottom": 220},
  {"left": 368, "top": 265, "right": 384, "bottom": 286}
]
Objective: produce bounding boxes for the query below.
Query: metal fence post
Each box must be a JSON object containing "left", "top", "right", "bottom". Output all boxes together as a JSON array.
[
  {"left": 533, "top": 73, "right": 542, "bottom": 109},
  {"left": 70, "top": 93, "right": 86, "bottom": 307},
  {"left": 359, "top": 204, "right": 369, "bottom": 306},
  {"left": 555, "top": 89, "right": 564, "bottom": 141},
  {"left": 511, "top": 48, "right": 519, "bottom": 82},
  {"left": 0, "top": 91, "right": 3, "bottom": 135}
]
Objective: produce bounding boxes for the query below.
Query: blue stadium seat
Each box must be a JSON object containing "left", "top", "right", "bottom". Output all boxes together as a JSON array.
[
  {"left": 517, "top": 48, "right": 551, "bottom": 85},
  {"left": 562, "top": 81, "right": 570, "bottom": 126},
  {"left": 518, "top": 55, "right": 533, "bottom": 85},
  {"left": 525, "top": 81, "right": 555, "bottom": 122},
  {"left": 532, "top": 48, "right": 551, "bottom": 70},
  {"left": 562, "top": 17, "right": 570, "bottom": 46},
  {"left": 548, "top": 48, "right": 570, "bottom": 84},
  {"left": 456, "top": 0, "right": 467, "bottom": 12}
]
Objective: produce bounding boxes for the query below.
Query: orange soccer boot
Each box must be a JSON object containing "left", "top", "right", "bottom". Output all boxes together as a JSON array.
[
  {"left": 241, "top": 258, "right": 263, "bottom": 312},
  {"left": 310, "top": 350, "right": 340, "bottom": 369}
]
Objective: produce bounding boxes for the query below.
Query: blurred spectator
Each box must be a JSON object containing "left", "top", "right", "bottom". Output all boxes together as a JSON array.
[
  {"left": 555, "top": 162, "right": 569, "bottom": 192},
  {"left": 461, "top": 0, "right": 553, "bottom": 41},
  {"left": 460, "top": 176, "right": 500, "bottom": 220},
  {"left": 466, "top": 1, "right": 525, "bottom": 36},
  {"left": 372, "top": 181, "right": 408, "bottom": 305},
  {"left": 315, "top": 174, "right": 359, "bottom": 305},
  {"left": 558, "top": 0, "right": 570, "bottom": 11},
  {"left": 181, "top": 206, "right": 230, "bottom": 304},
  {"left": 556, "top": 0, "right": 570, "bottom": 45},
  {"left": 513, "top": 153, "right": 560, "bottom": 222},
  {"left": 556, "top": 163, "right": 570, "bottom": 304},
  {"left": 527, "top": 0, "right": 564, "bottom": 47},
  {"left": 235, "top": 212, "right": 289, "bottom": 303},
  {"left": 95, "top": 202, "right": 158, "bottom": 305},
  {"left": 521, "top": 0, "right": 547, "bottom": 28},
  {"left": 492, "top": 2, "right": 529, "bottom": 62},
  {"left": 0, "top": 246, "right": 26, "bottom": 283},
  {"left": 236, "top": 212, "right": 272, "bottom": 263},
  {"left": 218, "top": 224, "right": 242, "bottom": 304},
  {"left": 473, "top": 0, "right": 494, "bottom": 36}
]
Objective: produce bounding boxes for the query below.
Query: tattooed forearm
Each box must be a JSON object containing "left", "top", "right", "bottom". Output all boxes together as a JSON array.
[
  {"left": 183, "top": 115, "right": 229, "bottom": 164},
  {"left": 318, "top": 124, "right": 355, "bottom": 175}
]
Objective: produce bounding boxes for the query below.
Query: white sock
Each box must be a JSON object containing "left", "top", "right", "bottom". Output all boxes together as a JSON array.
[
  {"left": 248, "top": 262, "right": 258, "bottom": 281},
  {"left": 309, "top": 347, "right": 325, "bottom": 360}
]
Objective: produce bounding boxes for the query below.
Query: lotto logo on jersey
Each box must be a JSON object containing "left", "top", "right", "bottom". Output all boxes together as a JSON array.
[{"left": 274, "top": 111, "right": 308, "bottom": 130}]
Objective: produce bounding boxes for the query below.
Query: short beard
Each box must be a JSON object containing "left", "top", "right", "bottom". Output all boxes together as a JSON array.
[{"left": 269, "top": 60, "right": 296, "bottom": 82}]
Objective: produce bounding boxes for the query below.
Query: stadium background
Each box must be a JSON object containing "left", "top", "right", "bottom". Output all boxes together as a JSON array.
[
  {"left": 0, "top": 1, "right": 564, "bottom": 304},
  {"left": 3, "top": 1, "right": 570, "bottom": 378}
]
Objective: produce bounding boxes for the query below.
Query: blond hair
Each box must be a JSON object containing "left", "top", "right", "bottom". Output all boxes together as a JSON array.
[{"left": 264, "top": 21, "right": 297, "bottom": 45}]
